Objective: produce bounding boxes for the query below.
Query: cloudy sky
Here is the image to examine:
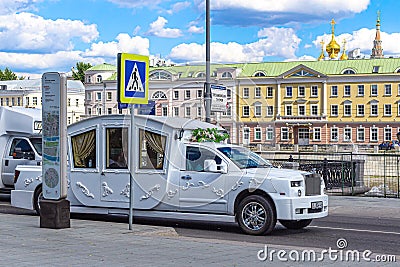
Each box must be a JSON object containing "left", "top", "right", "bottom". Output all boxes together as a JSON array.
[{"left": 0, "top": 0, "right": 398, "bottom": 78}]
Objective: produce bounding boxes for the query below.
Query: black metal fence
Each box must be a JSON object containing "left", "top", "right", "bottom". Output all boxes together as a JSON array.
[{"left": 258, "top": 151, "right": 400, "bottom": 198}]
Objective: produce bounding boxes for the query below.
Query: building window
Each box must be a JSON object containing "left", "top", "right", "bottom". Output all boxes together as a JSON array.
[
  {"left": 227, "top": 89, "right": 231, "bottom": 99},
  {"left": 162, "top": 106, "right": 168, "bottom": 116},
  {"left": 384, "top": 127, "right": 392, "bottom": 141},
  {"left": 286, "top": 86, "right": 293, "bottom": 97},
  {"left": 298, "top": 105, "right": 306, "bottom": 116},
  {"left": 331, "top": 86, "right": 338, "bottom": 97},
  {"left": 17, "top": 97, "right": 21, "bottom": 106},
  {"left": 96, "top": 92, "right": 102, "bottom": 101},
  {"left": 285, "top": 105, "right": 292, "bottom": 116},
  {"left": 398, "top": 84, "right": 400, "bottom": 96},
  {"left": 97, "top": 108, "right": 102, "bottom": 115},
  {"left": 344, "top": 104, "right": 351, "bottom": 116},
  {"left": 33, "top": 97, "right": 37, "bottom": 106},
  {"left": 242, "top": 106, "right": 250, "bottom": 117},
  {"left": 254, "top": 127, "right": 262, "bottom": 141},
  {"left": 313, "top": 128, "right": 321, "bottom": 141},
  {"left": 243, "top": 87, "right": 249, "bottom": 98},
  {"left": 343, "top": 69, "right": 356, "bottom": 74},
  {"left": 96, "top": 75, "right": 102, "bottom": 83},
  {"left": 384, "top": 84, "right": 392, "bottom": 96},
  {"left": 185, "top": 106, "right": 191, "bottom": 117},
  {"left": 75, "top": 99, "right": 79, "bottom": 107},
  {"left": 281, "top": 127, "right": 289, "bottom": 141},
  {"left": 255, "top": 87, "right": 261, "bottom": 98},
  {"left": 222, "top": 105, "right": 231, "bottom": 116},
  {"left": 398, "top": 103, "right": 400, "bottom": 116},
  {"left": 222, "top": 72, "right": 232, "bottom": 78},
  {"left": 107, "top": 108, "right": 112, "bottom": 114},
  {"left": 372, "top": 66, "right": 380, "bottom": 73},
  {"left": 266, "top": 127, "right": 273, "bottom": 141},
  {"left": 311, "top": 105, "right": 318, "bottom": 116},
  {"left": 86, "top": 76, "right": 91, "bottom": 83},
  {"left": 344, "top": 127, "right": 352, "bottom": 142},
  {"left": 371, "top": 104, "right": 378, "bottom": 116},
  {"left": 298, "top": 86, "right": 305, "bottom": 97},
  {"left": 86, "top": 92, "right": 91, "bottom": 100},
  {"left": 370, "top": 127, "right": 378, "bottom": 142},
  {"left": 254, "top": 105, "right": 262, "bottom": 117},
  {"left": 25, "top": 97, "right": 29, "bottom": 106},
  {"left": 197, "top": 106, "right": 202, "bottom": 117},
  {"left": 106, "top": 92, "right": 112, "bottom": 101},
  {"left": 344, "top": 85, "right": 351, "bottom": 96},
  {"left": 266, "top": 87, "right": 273, "bottom": 98},
  {"left": 266, "top": 106, "right": 273, "bottom": 116},
  {"left": 87, "top": 108, "right": 92, "bottom": 116},
  {"left": 371, "top": 84, "right": 378, "bottom": 96},
  {"left": 357, "top": 85, "right": 364, "bottom": 96},
  {"left": 0, "top": 98, "right": 3, "bottom": 106},
  {"left": 357, "top": 104, "right": 365, "bottom": 116},
  {"left": 197, "top": 90, "right": 202, "bottom": 98},
  {"left": 185, "top": 90, "right": 191, "bottom": 99},
  {"left": 173, "top": 107, "right": 179, "bottom": 117},
  {"left": 357, "top": 128, "right": 365, "bottom": 142},
  {"left": 331, "top": 105, "right": 338, "bottom": 117},
  {"left": 311, "top": 86, "right": 318, "bottom": 97},
  {"left": 384, "top": 104, "right": 392, "bottom": 116},
  {"left": 67, "top": 98, "right": 71, "bottom": 107},
  {"left": 173, "top": 91, "right": 179, "bottom": 100},
  {"left": 331, "top": 128, "right": 339, "bottom": 141}
]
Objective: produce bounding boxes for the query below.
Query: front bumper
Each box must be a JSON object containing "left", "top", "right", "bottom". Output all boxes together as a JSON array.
[{"left": 273, "top": 194, "right": 328, "bottom": 220}]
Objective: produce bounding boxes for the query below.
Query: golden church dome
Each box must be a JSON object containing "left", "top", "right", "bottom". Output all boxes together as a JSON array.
[{"left": 326, "top": 19, "right": 340, "bottom": 58}]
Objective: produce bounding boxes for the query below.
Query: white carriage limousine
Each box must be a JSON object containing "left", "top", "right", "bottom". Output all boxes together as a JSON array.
[{"left": 12, "top": 115, "right": 328, "bottom": 235}]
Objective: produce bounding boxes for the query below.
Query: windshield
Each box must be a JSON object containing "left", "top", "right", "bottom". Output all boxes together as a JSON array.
[
  {"left": 217, "top": 146, "right": 272, "bottom": 169},
  {"left": 30, "top": 137, "right": 42, "bottom": 156}
]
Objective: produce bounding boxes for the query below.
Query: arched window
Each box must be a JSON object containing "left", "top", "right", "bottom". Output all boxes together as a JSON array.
[
  {"left": 151, "top": 91, "right": 167, "bottom": 99},
  {"left": 342, "top": 68, "right": 356, "bottom": 75},
  {"left": 222, "top": 72, "right": 233, "bottom": 78},
  {"left": 254, "top": 71, "right": 266, "bottom": 77},
  {"left": 149, "top": 71, "right": 172, "bottom": 80},
  {"left": 196, "top": 72, "right": 206, "bottom": 78},
  {"left": 96, "top": 75, "right": 102, "bottom": 83},
  {"left": 395, "top": 67, "right": 400, "bottom": 73}
]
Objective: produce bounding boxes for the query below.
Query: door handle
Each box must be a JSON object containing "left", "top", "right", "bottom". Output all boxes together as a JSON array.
[
  {"left": 181, "top": 175, "right": 192, "bottom": 180},
  {"left": 5, "top": 160, "right": 8, "bottom": 166}
]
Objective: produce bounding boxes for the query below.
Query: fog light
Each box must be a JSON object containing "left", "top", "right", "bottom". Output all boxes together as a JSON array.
[{"left": 298, "top": 189, "right": 302, "bottom": 197}]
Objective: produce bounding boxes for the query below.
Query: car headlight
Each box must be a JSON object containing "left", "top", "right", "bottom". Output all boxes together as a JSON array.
[{"left": 291, "top": 181, "right": 302, "bottom": 187}]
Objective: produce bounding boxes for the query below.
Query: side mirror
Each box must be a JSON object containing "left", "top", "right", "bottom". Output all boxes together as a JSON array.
[{"left": 204, "top": 159, "right": 228, "bottom": 174}]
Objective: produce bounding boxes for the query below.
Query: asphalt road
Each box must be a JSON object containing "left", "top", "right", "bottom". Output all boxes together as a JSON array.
[{"left": 1, "top": 193, "right": 399, "bottom": 257}]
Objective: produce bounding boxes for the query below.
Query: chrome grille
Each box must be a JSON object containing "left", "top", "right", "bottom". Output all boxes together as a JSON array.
[{"left": 305, "top": 173, "right": 321, "bottom": 196}]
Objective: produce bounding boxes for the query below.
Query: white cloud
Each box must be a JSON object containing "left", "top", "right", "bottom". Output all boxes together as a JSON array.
[
  {"left": 0, "top": 0, "right": 43, "bottom": 15},
  {"left": 188, "top": 25, "right": 204, "bottom": 34},
  {"left": 169, "top": 28, "right": 301, "bottom": 63},
  {"left": 167, "top": 1, "right": 191, "bottom": 14},
  {"left": 147, "top": 16, "right": 183, "bottom": 38},
  {"left": 313, "top": 28, "right": 400, "bottom": 56},
  {"left": 84, "top": 33, "right": 150, "bottom": 57},
  {"left": 0, "top": 12, "right": 98, "bottom": 53}
]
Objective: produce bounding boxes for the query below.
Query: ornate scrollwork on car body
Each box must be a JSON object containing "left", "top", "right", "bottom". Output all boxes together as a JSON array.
[
  {"left": 24, "top": 178, "right": 33, "bottom": 187},
  {"left": 120, "top": 183, "right": 130, "bottom": 198},
  {"left": 248, "top": 178, "right": 264, "bottom": 192},
  {"left": 67, "top": 179, "right": 70, "bottom": 189},
  {"left": 231, "top": 180, "right": 244, "bottom": 191},
  {"left": 212, "top": 187, "right": 224, "bottom": 197},
  {"left": 35, "top": 175, "right": 42, "bottom": 181},
  {"left": 198, "top": 181, "right": 210, "bottom": 188},
  {"left": 181, "top": 182, "right": 194, "bottom": 191},
  {"left": 76, "top": 182, "right": 95, "bottom": 199},
  {"left": 140, "top": 184, "right": 161, "bottom": 201},
  {"left": 102, "top": 182, "right": 114, "bottom": 197},
  {"left": 167, "top": 189, "right": 178, "bottom": 199}
]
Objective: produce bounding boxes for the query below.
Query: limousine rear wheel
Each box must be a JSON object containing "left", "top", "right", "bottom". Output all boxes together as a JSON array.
[
  {"left": 33, "top": 186, "right": 42, "bottom": 215},
  {"left": 237, "top": 195, "right": 276, "bottom": 235}
]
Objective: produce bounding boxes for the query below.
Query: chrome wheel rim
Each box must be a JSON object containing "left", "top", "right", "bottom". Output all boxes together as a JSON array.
[{"left": 241, "top": 201, "right": 266, "bottom": 231}]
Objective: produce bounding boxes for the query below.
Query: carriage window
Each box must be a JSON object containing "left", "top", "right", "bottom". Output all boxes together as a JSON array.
[
  {"left": 71, "top": 129, "right": 96, "bottom": 168},
  {"left": 106, "top": 128, "right": 128, "bottom": 169},
  {"left": 139, "top": 129, "right": 166, "bottom": 170}
]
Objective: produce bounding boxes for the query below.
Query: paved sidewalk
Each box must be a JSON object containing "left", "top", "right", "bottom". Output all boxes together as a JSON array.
[{"left": 1, "top": 196, "right": 399, "bottom": 267}]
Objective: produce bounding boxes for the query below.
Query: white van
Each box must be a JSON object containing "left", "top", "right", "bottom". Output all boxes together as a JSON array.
[
  {"left": 12, "top": 115, "right": 328, "bottom": 235},
  {"left": 0, "top": 107, "right": 42, "bottom": 193}
]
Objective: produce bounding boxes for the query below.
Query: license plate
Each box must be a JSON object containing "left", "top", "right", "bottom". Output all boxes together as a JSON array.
[{"left": 311, "top": 201, "right": 323, "bottom": 209}]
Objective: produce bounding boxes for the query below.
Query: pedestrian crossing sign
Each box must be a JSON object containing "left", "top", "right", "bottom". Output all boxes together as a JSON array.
[{"left": 117, "top": 53, "right": 149, "bottom": 104}]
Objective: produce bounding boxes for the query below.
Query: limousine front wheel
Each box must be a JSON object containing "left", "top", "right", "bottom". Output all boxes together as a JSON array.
[{"left": 237, "top": 195, "right": 276, "bottom": 235}]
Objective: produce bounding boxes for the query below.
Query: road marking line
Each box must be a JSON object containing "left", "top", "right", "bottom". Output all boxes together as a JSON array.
[{"left": 310, "top": 225, "right": 400, "bottom": 235}]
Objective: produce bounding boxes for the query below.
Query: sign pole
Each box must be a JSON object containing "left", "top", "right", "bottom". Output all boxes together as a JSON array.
[{"left": 129, "top": 105, "right": 135, "bottom": 230}]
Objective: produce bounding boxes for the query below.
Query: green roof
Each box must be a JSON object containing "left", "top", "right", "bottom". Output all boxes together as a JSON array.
[
  {"left": 87, "top": 63, "right": 117, "bottom": 71},
  {"left": 93, "top": 58, "right": 400, "bottom": 80}
]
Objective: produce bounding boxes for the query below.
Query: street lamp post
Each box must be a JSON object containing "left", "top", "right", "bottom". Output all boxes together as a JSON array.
[
  {"left": 204, "top": 0, "right": 211, "bottom": 123},
  {"left": 103, "top": 82, "right": 106, "bottom": 115}
]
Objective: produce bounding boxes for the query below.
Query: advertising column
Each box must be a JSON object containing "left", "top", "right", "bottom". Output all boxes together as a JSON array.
[{"left": 40, "top": 72, "right": 70, "bottom": 229}]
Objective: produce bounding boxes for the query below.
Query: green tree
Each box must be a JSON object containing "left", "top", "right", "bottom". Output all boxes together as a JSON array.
[
  {"left": 72, "top": 62, "right": 92, "bottom": 83},
  {"left": 0, "top": 67, "right": 24, "bottom": 80}
]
